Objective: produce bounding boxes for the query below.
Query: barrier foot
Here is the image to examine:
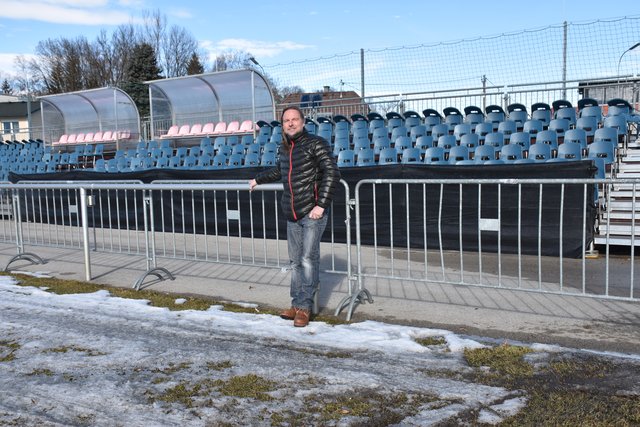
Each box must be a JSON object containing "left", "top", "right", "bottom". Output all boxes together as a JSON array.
[
  {"left": 585, "top": 241, "right": 599, "bottom": 259},
  {"left": 4, "top": 252, "right": 46, "bottom": 272},
  {"left": 334, "top": 288, "right": 373, "bottom": 321},
  {"left": 133, "top": 267, "right": 175, "bottom": 291}
]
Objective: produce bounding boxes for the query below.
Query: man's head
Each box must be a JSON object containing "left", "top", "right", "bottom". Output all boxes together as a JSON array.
[{"left": 281, "top": 106, "right": 305, "bottom": 139}]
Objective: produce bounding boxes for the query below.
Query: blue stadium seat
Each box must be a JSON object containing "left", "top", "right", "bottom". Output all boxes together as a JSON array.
[
  {"left": 356, "top": 148, "right": 375, "bottom": 166},
  {"left": 463, "top": 105, "right": 484, "bottom": 126},
  {"left": 522, "top": 119, "right": 543, "bottom": 136},
  {"left": 548, "top": 119, "right": 570, "bottom": 139},
  {"left": 554, "top": 102, "right": 577, "bottom": 127},
  {"left": 588, "top": 140, "right": 615, "bottom": 166},
  {"left": 244, "top": 152, "right": 260, "bottom": 167},
  {"left": 447, "top": 145, "right": 470, "bottom": 164},
  {"left": 453, "top": 123, "right": 472, "bottom": 143},
  {"left": 374, "top": 137, "right": 392, "bottom": 155},
  {"left": 474, "top": 144, "right": 496, "bottom": 162},
  {"left": 576, "top": 116, "right": 598, "bottom": 142},
  {"left": 531, "top": 103, "right": 552, "bottom": 128},
  {"left": 393, "top": 136, "right": 412, "bottom": 153},
  {"left": 497, "top": 120, "right": 517, "bottom": 141},
  {"left": 507, "top": 103, "right": 528, "bottom": 129},
  {"left": 474, "top": 122, "right": 493, "bottom": 144},
  {"left": 485, "top": 105, "right": 506, "bottom": 130},
  {"left": 260, "top": 152, "right": 277, "bottom": 166},
  {"left": 337, "top": 149, "right": 355, "bottom": 167},
  {"left": 378, "top": 147, "right": 398, "bottom": 165},
  {"left": 528, "top": 143, "right": 552, "bottom": 162},
  {"left": 401, "top": 148, "right": 422, "bottom": 164},
  {"left": 535, "top": 130, "right": 559, "bottom": 151},
  {"left": 460, "top": 133, "right": 479, "bottom": 153},
  {"left": 484, "top": 132, "right": 505, "bottom": 150},
  {"left": 509, "top": 132, "right": 531, "bottom": 152},
  {"left": 431, "top": 123, "right": 450, "bottom": 141},
  {"left": 556, "top": 141, "right": 582, "bottom": 160},
  {"left": 500, "top": 144, "right": 523, "bottom": 163},
  {"left": 563, "top": 129, "right": 587, "bottom": 153},
  {"left": 415, "top": 135, "right": 434, "bottom": 153},
  {"left": 409, "top": 125, "right": 427, "bottom": 143}
]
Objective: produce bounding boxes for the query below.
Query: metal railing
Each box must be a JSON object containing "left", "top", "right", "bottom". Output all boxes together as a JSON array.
[
  {"left": 0, "top": 177, "right": 638, "bottom": 321},
  {"left": 349, "top": 178, "right": 638, "bottom": 312}
]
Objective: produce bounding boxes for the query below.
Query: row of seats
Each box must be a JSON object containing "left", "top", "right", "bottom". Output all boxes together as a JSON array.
[
  {"left": 304, "top": 98, "right": 637, "bottom": 144},
  {"left": 54, "top": 130, "right": 133, "bottom": 145},
  {"left": 336, "top": 140, "right": 614, "bottom": 167},
  {"left": 161, "top": 120, "right": 258, "bottom": 139},
  {"left": 94, "top": 151, "right": 278, "bottom": 173}
]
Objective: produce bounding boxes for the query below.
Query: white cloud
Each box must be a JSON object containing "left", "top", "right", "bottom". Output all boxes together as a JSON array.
[
  {"left": 200, "top": 38, "right": 314, "bottom": 60},
  {"left": 0, "top": 1, "right": 132, "bottom": 26},
  {"left": 0, "top": 53, "right": 36, "bottom": 77}
]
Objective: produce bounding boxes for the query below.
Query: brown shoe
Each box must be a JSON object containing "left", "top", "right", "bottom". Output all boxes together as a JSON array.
[
  {"left": 293, "top": 309, "right": 310, "bottom": 327},
  {"left": 280, "top": 307, "right": 298, "bottom": 320}
]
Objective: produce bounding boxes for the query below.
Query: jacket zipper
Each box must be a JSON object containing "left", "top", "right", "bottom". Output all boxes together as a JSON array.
[{"left": 288, "top": 140, "right": 297, "bottom": 220}]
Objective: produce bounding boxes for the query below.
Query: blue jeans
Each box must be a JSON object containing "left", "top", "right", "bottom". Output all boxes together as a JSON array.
[{"left": 287, "top": 212, "right": 329, "bottom": 311}]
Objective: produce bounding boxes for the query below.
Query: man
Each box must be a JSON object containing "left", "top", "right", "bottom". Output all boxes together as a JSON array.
[{"left": 249, "top": 107, "right": 340, "bottom": 327}]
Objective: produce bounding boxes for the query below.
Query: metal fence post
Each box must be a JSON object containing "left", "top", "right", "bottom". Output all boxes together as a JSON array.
[{"left": 79, "top": 187, "right": 92, "bottom": 281}]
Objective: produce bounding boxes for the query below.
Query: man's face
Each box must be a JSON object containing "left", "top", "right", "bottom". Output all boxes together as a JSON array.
[{"left": 282, "top": 109, "right": 305, "bottom": 138}]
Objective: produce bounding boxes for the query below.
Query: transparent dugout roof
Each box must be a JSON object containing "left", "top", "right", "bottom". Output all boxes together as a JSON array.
[
  {"left": 39, "top": 87, "right": 139, "bottom": 144},
  {"left": 146, "top": 69, "right": 274, "bottom": 138}
]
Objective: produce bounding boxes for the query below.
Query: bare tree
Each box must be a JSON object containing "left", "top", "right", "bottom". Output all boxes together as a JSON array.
[
  {"left": 162, "top": 26, "right": 199, "bottom": 77},
  {"left": 212, "top": 50, "right": 253, "bottom": 72},
  {"left": 110, "top": 24, "right": 141, "bottom": 85},
  {"left": 13, "top": 55, "right": 42, "bottom": 96}
]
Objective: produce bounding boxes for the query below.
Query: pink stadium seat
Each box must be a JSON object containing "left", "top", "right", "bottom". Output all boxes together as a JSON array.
[
  {"left": 84, "top": 133, "right": 94, "bottom": 143},
  {"left": 178, "top": 124, "right": 191, "bottom": 136},
  {"left": 75, "top": 133, "right": 86, "bottom": 143},
  {"left": 56, "top": 134, "right": 69, "bottom": 145},
  {"left": 226, "top": 121, "right": 240, "bottom": 133},
  {"left": 118, "top": 130, "right": 131, "bottom": 140},
  {"left": 202, "top": 122, "right": 215, "bottom": 134},
  {"left": 189, "top": 123, "right": 203, "bottom": 135},
  {"left": 163, "top": 125, "right": 179, "bottom": 138},
  {"left": 102, "top": 131, "right": 113, "bottom": 141},
  {"left": 213, "top": 122, "right": 227, "bottom": 134},
  {"left": 238, "top": 120, "right": 256, "bottom": 133},
  {"left": 67, "top": 134, "right": 77, "bottom": 143},
  {"left": 93, "top": 131, "right": 103, "bottom": 142}
]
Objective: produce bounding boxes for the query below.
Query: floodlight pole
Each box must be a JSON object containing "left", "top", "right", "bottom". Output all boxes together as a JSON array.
[
  {"left": 617, "top": 42, "right": 640, "bottom": 98},
  {"left": 249, "top": 56, "right": 265, "bottom": 75}
]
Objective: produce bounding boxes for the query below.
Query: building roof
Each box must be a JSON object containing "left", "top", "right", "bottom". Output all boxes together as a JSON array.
[{"left": 0, "top": 100, "right": 40, "bottom": 118}]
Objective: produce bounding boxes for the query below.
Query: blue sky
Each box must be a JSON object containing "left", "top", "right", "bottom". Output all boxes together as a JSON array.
[{"left": 1, "top": 0, "right": 640, "bottom": 79}]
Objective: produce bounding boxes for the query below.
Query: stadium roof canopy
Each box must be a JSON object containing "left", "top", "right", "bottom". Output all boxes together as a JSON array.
[
  {"left": 146, "top": 69, "right": 275, "bottom": 138},
  {"left": 39, "top": 87, "right": 139, "bottom": 144}
]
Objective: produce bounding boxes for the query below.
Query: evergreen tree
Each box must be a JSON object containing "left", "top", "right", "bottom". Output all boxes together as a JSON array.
[
  {"left": 186, "top": 52, "right": 204, "bottom": 75},
  {"left": 1, "top": 79, "right": 12, "bottom": 95},
  {"left": 121, "top": 42, "right": 162, "bottom": 119}
]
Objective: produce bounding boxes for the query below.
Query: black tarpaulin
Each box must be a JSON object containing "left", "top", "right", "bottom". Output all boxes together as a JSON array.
[{"left": 10, "top": 160, "right": 597, "bottom": 257}]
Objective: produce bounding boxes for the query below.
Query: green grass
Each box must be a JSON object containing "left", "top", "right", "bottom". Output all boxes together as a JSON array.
[
  {"left": 415, "top": 336, "right": 447, "bottom": 347},
  {"left": 0, "top": 340, "right": 21, "bottom": 362},
  {"left": 148, "top": 374, "right": 277, "bottom": 408},
  {"left": 463, "top": 344, "right": 640, "bottom": 425},
  {"left": 43, "top": 345, "right": 106, "bottom": 357}
]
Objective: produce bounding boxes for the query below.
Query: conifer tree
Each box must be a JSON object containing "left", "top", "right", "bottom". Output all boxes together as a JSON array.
[{"left": 121, "top": 42, "right": 162, "bottom": 119}]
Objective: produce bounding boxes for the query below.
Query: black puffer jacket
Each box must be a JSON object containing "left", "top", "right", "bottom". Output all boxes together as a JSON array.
[{"left": 255, "top": 130, "right": 340, "bottom": 222}]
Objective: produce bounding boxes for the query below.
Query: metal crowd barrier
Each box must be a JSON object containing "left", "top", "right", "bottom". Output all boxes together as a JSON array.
[
  {"left": 0, "top": 180, "right": 357, "bottom": 316},
  {"left": 350, "top": 178, "right": 638, "bottom": 312},
  {"left": 0, "top": 178, "right": 638, "bottom": 321}
]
